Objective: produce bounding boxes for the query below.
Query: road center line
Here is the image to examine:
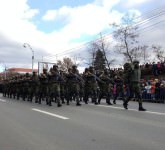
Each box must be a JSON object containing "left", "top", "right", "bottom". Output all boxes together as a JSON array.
[
  {"left": 0, "top": 99, "right": 6, "bottom": 102},
  {"left": 90, "top": 104, "right": 165, "bottom": 116},
  {"left": 32, "top": 108, "right": 69, "bottom": 120}
]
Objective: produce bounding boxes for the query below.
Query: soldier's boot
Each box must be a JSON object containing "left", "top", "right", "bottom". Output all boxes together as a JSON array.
[
  {"left": 76, "top": 102, "right": 81, "bottom": 106},
  {"left": 94, "top": 99, "right": 98, "bottom": 105},
  {"left": 47, "top": 97, "right": 52, "bottom": 106},
  {"left": 29, "top": 96, "right": 33, "bottom": 102},
  {"left": 107, "top": 101, "right": 113, "bottom": 105},
  {"left": 35, "top": 97, "right": 38, "bottom": 103},
  {"left": 83, "top": 96, "right": 88, "bottom": 104},
  {"left": 66, "top": 97, "right": 70, "bottom": 105},
  {"left": 76, "top": 99, "right": 81, "bottom": 106},
  {"left": 138, "top": 103, "right": 146, "bottom": 111},
  {"left": 56, "top": 97, "right": 62, "bottom": 107},
  {"left": 48, "top": 100, "right": 52, "bottom": 106},
  {"left": 98, "top": 96, "right": 101, "bottom": 104},
  {"left": 61, "top": 97, "right": 65, "bottom": 104},
  {"left": 84, "top": 100, "right": 88, "bottom": 104},
  {"left": 46, "top": 99, "right": 48, "bottom": 105},
  {"left": 23, "top": 95, "right": 25, "bottom": 101},
  {"left": 113, "top": 99, "right": 116, "bottom": 104},
  {"left": 75, "top": 96, "right": 81, "bottom": 106},
  {"left": 106, "top": 97, "right": 112, "bottom": 105},
  {"left": 67, "top": 100, "right": 70, "bottom": 105},
  {"left": 57, "top": 103, "right": 62, "bottom": 107},
  {"left": 123, "top": 100, "right": 128, "bottom": 109},
  {"left": 38, "top": 97, "right": 41, "bottom": 104}
]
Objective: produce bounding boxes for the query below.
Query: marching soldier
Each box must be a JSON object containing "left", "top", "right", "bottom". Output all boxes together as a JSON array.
[
  {"left": 83, "top": 66, "right": 99, "bottom": 105},
  {"left": 22, "top": 73, "right": 31, "bottom": 101},
  {"left": 38, "top": 68, "right": 49, "bottom": 104},
  {"left": 98, "top": 69, "right": 113, "bottom": 105},
  {"left": 29, "top": 72, "right": 39, "bottom": 102},
  {"left": 65, "top": 66, "right": 81, "bottom": 106},
  {"left": 113, "top": 72, "right": 125, "bottom": 104},
  {"left": 123, "top": 60, "right": 146, "bottom": 111},
  {"left": 48, "top": 65, "right": 62, "bottom": 107}
]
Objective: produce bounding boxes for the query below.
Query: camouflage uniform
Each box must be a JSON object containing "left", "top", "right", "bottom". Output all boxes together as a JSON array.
[
  {"left": 98, "top": 69, "right": 113, "bottom": 105},
  {"left": 29, "top": 72, "right": 39, "bottom": 102},
  {"left": 22, "top": 73, "right": 31, "bottom": 101},
  {"left": 65, "top": 67, "right": 81, "bottom": 106},
  {"left": 113, "top": 74, "right": 125, "bottom": 104},
  {"left": 48, "top": 65, "right": 62, "bottom": 107},
  {"left": 83, "top": 67, "right": 98, "bottom": 105},
  {"left": 38, "top": 69, "right": 49, "bottom": 104},
  {"left": 123, "top": 60, "right": 146, "bottom": 111},
  {"left": 59, "top": 71, "right": 66, "bottom": 104}
]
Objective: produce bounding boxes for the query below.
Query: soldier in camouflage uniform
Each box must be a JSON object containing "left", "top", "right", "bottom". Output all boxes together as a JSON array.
[
  {"left": 59, "top": 70, "right": 66, "bottom": 104},
  {"left": 28, "top": 72, "right": 39, "bottom": 102},
  {"left": 83, "top": 66, "right": 99, "bottom": 105},
  {"left": 17, "top": 74, "right": 24, "bottom": 100},
  {"left": 65, "top": 66, "right": 81, "bottom": 106},
  {"left": 123, "top": 60, "right": 146, "bottom": 111},
  {"left": 38, "top": 68, "right": 49, "bottom": 104},
  {"left": 113, "top": 72, "right": 125, "bottom": 104},
  {"left": 22, "top": 73, "right": 31, "bottom": 101},
  {"left": 98, "top": 69, "right": 113, "bottom": 105},
  {"left": 47, "top": 65, "right": 62, "bottom": 107}
]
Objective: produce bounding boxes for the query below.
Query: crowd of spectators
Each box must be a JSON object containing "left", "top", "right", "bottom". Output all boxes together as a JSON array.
[
  {"left": 141, "top": 61, "right": 165, "bottom": 77},
  {"left": 141, "top": 78, "right": 165, "bottom": 103},
  {"left": 140, "top": 61, "right": 165, "bottom": 103},
  {"left": 110, "top": 61, "right": 165, "bottom": 103}
]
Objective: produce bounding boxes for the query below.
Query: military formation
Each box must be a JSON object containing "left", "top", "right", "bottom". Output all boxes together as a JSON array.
[{"left": 1, "top": 60, "right": 146, "bottom": 111}]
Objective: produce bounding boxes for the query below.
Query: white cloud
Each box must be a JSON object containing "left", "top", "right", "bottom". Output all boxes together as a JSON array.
[
  {"left": 42, "top": 10, "right": 57, "bottom": 21},
  {"left": 0, "top": 0, "right": 163, "bottom": 70},
  {"left": 125, "top": 0, "right": 152, "bottom": 7}
]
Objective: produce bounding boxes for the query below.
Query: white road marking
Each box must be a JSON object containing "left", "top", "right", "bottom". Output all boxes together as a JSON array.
[
  {"left": 90, "top": 104, "right": 165, "bottom": 116},
  {"left": 0, "top": 99, "right": 6, "bottom": 102},
  {"left": 32, "top": 108, "right": 69, "bottom": 120}
]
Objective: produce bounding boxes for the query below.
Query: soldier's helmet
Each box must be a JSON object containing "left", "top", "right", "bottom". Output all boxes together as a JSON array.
[
  {"left": 104, "top": 69, "right": 108, "bottom": 74},
  {"left": 124, "top": 62, "right": 131, "bottom": 69},
  {"left": 43, "top": 68, "right": 47, "bottom": 71},
  {"left": 32, "top": 71, "right": 37, "bottom": 75},
  {"left": 89, "top": 66, "right": 94, "bottom": 73},
  {"left": 72, "top": 65, "right": 77, "bottom": 69},
  {"left": 72, "top": 65, "right": 79, "bottom": 74},
  {"left": 68, "top": 68, "right": 72, "bottom": 72},
  {"left": 25, "top": 72, "right": 30, "bottom": 77},
  {"left": 53, "top": 64, "right": 58, "bottom": 69},
  {"left": 84, "top": 68, "right": 89, "bottom": 73},
  {"left": 133, "top": 60, "right": 139, "bottom": 64}
]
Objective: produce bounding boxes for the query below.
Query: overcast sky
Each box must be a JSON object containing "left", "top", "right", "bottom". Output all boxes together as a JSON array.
[{"left": 0, "top": 0, "right": 165, "bottom": 72}]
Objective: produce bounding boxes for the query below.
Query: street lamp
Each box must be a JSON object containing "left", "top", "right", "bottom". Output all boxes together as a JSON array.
[{"left": 23, "top": 43, "right": 34, "bottom": 73}]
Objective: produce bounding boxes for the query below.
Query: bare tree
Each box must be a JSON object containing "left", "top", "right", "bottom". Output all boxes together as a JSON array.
[
  {"left": 112, "top": 14, "right": 149, "bottom": 63},
  {"left": 152, "top": 45, "right": 165, "bottom": 62},
  {"left": 57, "top": 57, "right": 74, "bottom": 72}
]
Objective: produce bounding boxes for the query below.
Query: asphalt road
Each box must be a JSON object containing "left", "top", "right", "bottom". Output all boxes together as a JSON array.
[{"left": 0, "top": 94, "right": 165, "bottom": 150}]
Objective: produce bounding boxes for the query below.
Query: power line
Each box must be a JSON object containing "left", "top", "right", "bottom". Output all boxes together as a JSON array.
[{"left": 41, "top": 5, "right": 165, "bottom": 60}]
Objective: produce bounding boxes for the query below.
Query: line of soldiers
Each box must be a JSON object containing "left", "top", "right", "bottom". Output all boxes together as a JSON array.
[{"left": 1, "top": 60, "right": 146, "bottom": 111}]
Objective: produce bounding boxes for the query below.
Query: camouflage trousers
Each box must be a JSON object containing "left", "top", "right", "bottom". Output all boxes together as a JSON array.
[{"left": 127, "top": 82, "right": 142, "bottom": 103}]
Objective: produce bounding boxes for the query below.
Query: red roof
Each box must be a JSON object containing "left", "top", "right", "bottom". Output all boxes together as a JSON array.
[{"left": 7, "top": 68, "right": 38, "bottom": 73}]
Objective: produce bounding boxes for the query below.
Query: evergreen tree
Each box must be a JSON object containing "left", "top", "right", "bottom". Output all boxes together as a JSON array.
[{"left": 93, "top": 49, "right": 106, "bottom": 71}]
